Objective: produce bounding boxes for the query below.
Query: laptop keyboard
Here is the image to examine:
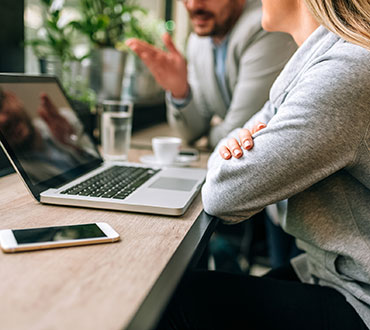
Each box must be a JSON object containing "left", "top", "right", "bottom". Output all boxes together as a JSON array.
[{"left": 61, "top": 165, "right": 160, "bottom": 200}]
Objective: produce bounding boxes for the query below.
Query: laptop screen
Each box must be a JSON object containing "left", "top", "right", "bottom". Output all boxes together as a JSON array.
[{"left": 0, "top": 75, "right": 102, "bottom": 198}]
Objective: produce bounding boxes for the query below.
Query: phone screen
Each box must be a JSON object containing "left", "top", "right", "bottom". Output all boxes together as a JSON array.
[{"left": 13, "top": 224, "right": 106, "bottom": 244}]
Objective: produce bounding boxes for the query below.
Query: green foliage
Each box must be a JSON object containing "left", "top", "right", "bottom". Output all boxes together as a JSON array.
[
  {"left": 26, "top": 0, "right": 166, "bottom": 107},
  {"left": 70, "top": 0, "right": 146, "bottom": 48},
  {"left": 125, "top": 12, "right": 166, "bottom": 46},
  {"left": 27, "top": 0, "right": 76, "bottom": 63},
  {"left": 64, "top": 77, "right": 97, "bottom": 107}
]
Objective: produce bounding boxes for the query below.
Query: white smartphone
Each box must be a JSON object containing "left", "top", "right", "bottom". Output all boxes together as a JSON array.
[{"left": 0, "top": 222, "right": 120, "bottom": 253}]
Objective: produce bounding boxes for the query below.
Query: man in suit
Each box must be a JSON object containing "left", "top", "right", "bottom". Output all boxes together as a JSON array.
[{"left": 126, "top": 0, "right": 296, "bottom": 148}]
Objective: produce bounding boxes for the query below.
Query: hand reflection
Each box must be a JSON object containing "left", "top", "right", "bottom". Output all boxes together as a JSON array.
[
  {"left": 37, "top": 93, "right": 76, "bottom": 147},
  {"left": 0, "top": 90, "right": 78, "bottom": 152},
  {"left": 0, "top": 87, "right": 96, "bottom": 184}
]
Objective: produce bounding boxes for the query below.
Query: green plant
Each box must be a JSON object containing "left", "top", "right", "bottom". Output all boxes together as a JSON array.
[
  {"left": 27, "top": 0, "right": 97, "bottom": 106},
  {"left": 27, "top": 0, "right": 77, "bottom": 63},
  {"left": 70, "top": 0, "right": 145, "bottom": 48},
  {"left": 123, "top": 11, "right": 167, "bottom": 47}
]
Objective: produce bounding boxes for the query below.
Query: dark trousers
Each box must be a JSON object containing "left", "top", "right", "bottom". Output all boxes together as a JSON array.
[
  {"left": 264, "top": 216, "right": 302, "bottom": 269},
  {"left": 156, "top": 265, "right": 367, "bottom": 330}
]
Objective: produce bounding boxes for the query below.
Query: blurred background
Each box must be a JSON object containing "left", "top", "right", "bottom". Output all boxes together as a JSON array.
[{"left": 0, "top": 0, "right": 192, "bottom": 176}]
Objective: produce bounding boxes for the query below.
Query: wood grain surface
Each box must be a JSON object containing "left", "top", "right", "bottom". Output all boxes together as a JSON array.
[{"left": 0, "top": 123, "right": 211, "bottom": 330}]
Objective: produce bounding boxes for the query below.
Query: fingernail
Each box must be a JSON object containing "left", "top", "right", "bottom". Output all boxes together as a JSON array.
[
  {"left": 257, "top": 124, "right": 266, "bottom": 130},
  {"left": 243, "top": 140, "right": 251, "bottom": 149},
  {"left": 233, "top": 149, "right": 241, "bottom": 156},
  {"left": 223, "top": 152, "right": 229, "bottom": 158}
]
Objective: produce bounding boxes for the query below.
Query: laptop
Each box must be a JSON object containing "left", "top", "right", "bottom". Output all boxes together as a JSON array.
[{"left": 0, "top": 74, "right": 206, "bottom": 216}]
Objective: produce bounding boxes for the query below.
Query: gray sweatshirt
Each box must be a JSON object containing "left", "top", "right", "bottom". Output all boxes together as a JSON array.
[{"left": 202, "top": 26, "right": 370, "bottom": 327}]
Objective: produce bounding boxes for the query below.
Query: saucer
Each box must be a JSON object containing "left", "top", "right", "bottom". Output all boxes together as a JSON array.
[{"left": 139, "top": 154, "right": 193, "bottom": 167}]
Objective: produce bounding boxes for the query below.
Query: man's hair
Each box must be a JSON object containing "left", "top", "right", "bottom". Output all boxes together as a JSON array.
[{"left": 304, "top": 0, "right": 370, "bottom": 50}]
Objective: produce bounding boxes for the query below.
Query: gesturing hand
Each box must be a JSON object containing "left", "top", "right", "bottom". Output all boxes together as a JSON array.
[
  {"left": 219, "top": 122, "right": 266, "bottom": 160},
  {"left": 125, "top": 33, "right": 189, "bottom": 98}
]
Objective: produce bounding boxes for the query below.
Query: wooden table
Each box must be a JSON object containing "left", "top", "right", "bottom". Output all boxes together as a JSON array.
[{"left": 0, "top": 123, "right": 216, "bottom": 330}]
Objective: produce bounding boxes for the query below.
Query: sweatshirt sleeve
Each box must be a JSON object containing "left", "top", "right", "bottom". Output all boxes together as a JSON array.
[{"left": 202, "top": 51, "right": 370, "bottom": 222}]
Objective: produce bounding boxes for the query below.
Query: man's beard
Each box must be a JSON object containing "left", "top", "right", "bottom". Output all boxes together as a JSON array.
[
  {"left": 189, "top": 9, "right": 239, "bottom": 38},
  {"left": 209, "top": 12, "right": 238, "bottom": 38}
]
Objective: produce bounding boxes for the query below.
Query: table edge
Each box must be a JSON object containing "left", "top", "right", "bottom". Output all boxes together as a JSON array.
[{"left": 125, "top": 211, "right": 218, "bottom": 330}]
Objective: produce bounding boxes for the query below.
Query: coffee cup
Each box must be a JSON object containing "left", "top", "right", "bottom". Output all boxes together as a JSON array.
[{"left": 152, "top": 136, "right": 182, "bottom": 165}]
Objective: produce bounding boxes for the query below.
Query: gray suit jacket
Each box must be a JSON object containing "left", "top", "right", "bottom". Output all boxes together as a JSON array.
[{"left": 166, "top": 0, "right": 297, "bottom": 147}]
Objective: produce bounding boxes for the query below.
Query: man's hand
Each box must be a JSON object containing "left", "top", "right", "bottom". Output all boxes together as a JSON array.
[
  {"left": 125, "top": 33, "right": 189, "bottom": 99},
  {"left": 219, "top": 122, "right": 266, "bottom": 159}
]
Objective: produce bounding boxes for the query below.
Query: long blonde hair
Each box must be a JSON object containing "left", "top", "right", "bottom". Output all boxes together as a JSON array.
[{"left": 304, "top": 0, "right": 370, "bottom": 50}]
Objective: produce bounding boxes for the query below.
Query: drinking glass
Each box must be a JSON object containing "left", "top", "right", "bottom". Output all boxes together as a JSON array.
[{"left": 101, "top": 100, "right": 133, "bottom": 161}]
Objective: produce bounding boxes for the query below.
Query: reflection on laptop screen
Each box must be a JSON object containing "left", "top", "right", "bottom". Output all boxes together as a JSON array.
[{"left": 0, "top": 80, "right": 100, "bottom": 186}]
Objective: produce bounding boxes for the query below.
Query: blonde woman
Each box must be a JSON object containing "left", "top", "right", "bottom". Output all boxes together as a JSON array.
[{"left": 157, "top": 0, "right": 370, "bottom": 329}]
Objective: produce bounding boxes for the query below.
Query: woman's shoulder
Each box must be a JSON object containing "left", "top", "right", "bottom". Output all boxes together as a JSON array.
[
  {"left": 287, "top": 27, "right": 370, "bottom": 77},
  {"left": 308, "top": 37, "right": 370, "bottom": 100},
  {"left": 307, "top": 28, "right": 370, "bottom": 77},
  {"left": 326, "top": 36, "right": 370, "bottom": 71},
  {"left": 270, "top": 28, "right": 369, "bottom": 101},
  {"left": 294, "top": 29, "right": 370, "bottom": 90}
]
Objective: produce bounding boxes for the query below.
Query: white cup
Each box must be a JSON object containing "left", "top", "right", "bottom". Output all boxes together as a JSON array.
[{"left": 152, "top": 136, "right": 182, "bottom": 165}]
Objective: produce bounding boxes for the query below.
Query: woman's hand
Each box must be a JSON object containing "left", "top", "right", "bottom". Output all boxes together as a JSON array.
[{"left": 219, "top": 122, "right": 266, "bottom": 159}]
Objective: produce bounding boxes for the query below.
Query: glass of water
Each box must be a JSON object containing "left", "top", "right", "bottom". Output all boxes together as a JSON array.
[{"left": 101, "top": 100, "right": 133, "bottom": 161}]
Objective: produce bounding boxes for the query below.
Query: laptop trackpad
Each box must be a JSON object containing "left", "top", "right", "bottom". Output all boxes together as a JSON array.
[{"left": 149, "top": 177, "right": 197, "bottom": 192}]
